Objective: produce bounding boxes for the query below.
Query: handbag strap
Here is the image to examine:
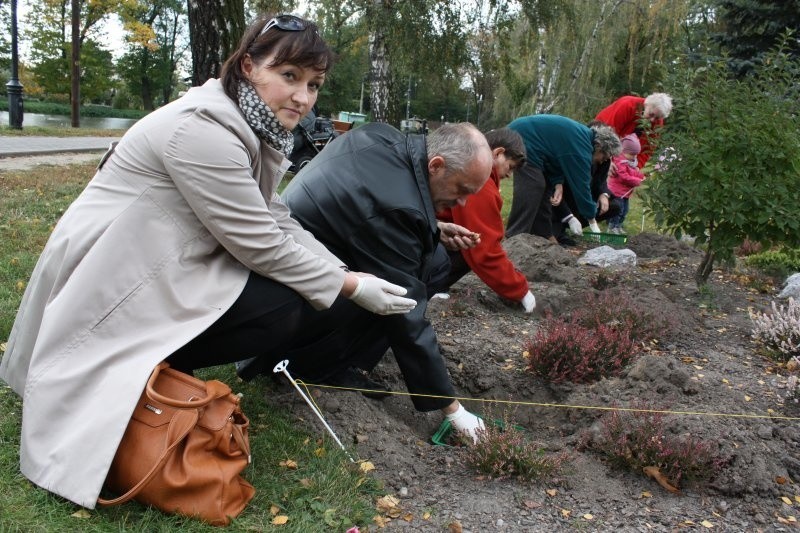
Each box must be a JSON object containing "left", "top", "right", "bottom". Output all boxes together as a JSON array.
[
  {"left": 97, "top": 408, "right": 199, "bottom": 507},
  {"left": 145, "top": 362, "right": 232, "bottom": 409}
]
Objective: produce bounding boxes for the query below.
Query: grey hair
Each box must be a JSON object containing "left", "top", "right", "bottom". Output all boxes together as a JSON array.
[
  {"left": 645, "top": 92, "right": 673, "bottom": 118},
  {"left": 426, "top": 122, "right": 487, "bottom": 174},
  {"left": 590, "top": 123, "right": 622, "bottom": 157}
]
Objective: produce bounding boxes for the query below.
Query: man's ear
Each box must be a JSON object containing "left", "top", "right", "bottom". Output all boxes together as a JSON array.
[
  {"left": 492, "top": 147, "right": 505, "bottom": 159},
  {"left": 428, "top": 155, "right": 446, "bottom": 174}
]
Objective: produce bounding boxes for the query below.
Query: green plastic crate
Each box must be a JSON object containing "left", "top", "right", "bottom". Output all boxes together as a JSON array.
[{"left": 581, "top": 231, "right": 628, "bottom": 245}]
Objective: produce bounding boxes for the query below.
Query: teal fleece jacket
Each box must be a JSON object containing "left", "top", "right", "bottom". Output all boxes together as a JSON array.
[{"left": 508, "top": 115, "right": 597, "bottom": 220}]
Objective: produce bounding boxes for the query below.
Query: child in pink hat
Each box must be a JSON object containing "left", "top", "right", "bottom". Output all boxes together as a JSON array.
[{"left": 606, "top": 133, "right": 645, "bottom": 234}]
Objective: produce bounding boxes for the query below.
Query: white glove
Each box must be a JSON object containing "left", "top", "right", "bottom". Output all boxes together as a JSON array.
[
  {"left": 520, "top": 291, "right": 536, "bottom": 313},
  {"left": 348, "top": 276, "right": 417, "bottom": 315},
  {"left": 565, "top": 215, "right": 583, "bottom": 235},
  {"left": 446, "top": 404, "right": 485, "bottom": 443},
  {"left": 588, "top": 219, "right": 601, "bottom": 233}
]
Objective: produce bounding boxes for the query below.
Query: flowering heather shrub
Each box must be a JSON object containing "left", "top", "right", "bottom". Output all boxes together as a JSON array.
[
  {"left": 526, "top": 314, "right": 636, "bottom": 383},
  {"left": 461, "top": 414, "right": 567, "bottom": 481},
  {"left": 577, "top": 290, "right": 675, "bottom": 344},
  {"left": 588, "top": 405, "right": 726, "bottom": 489},
  {"left": 749, "top": 298, "right": 800, "bottom": 362}
]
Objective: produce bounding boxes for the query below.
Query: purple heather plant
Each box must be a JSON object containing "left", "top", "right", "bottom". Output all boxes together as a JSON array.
[
  {"left": 460, "top": 411, "right": 567, "bottom": 481},
  {"left": 586, "top": 404, "right": 726, "bottom": 489},
  {"left": 526, "top": 313, "right": 636, "bottom": 384},
  {"left": 750, "top": 297, "right": 800, "bottom": 362}
]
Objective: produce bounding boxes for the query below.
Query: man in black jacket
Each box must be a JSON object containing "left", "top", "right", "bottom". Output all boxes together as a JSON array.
[{"left": 282, "top": 122, "right": 492, "bottom": 441}]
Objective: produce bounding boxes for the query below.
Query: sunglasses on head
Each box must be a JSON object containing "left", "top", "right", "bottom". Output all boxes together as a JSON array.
[{"left": 258, "top": 14, "right": 307, "bottom": 38}]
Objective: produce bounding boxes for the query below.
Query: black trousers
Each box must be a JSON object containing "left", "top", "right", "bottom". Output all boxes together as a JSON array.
[
  {"left": 167, "top": 271, "right": 388, "bottom": 381},
  {"left": 505, "top": 163, "right": 553, "bottom": 239}
]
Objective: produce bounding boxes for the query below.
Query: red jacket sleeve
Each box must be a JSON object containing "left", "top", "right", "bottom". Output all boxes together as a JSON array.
[{"left": 448, "top": 176, "right": 529, "bottom": 301}]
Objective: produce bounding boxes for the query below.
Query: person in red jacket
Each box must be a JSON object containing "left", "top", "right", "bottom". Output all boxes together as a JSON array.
[
  {"left": 595, "top": 93, "right": 672, "bottom": 168},
  {"left": 436, "top": 128, "right": 536, "bottom": 313}
]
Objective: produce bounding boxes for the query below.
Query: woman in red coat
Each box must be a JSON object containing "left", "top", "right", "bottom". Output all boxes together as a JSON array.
[{"left": 595, "top": 93, "right": 672, "bottom": 168}]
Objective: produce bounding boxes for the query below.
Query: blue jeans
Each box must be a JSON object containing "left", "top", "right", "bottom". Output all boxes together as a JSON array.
[{"left": 608, "top": 197, "right": 630, "bottom": 228}]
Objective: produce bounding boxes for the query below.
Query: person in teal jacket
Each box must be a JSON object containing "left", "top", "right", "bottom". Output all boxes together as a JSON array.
[{"left": 505, "top": 114, "right": 620, "bottom": 239}]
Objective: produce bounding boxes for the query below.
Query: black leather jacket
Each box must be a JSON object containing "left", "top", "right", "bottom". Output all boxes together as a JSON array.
[{"left": 283, "top": 123, "right": 455, "bottom": 411}]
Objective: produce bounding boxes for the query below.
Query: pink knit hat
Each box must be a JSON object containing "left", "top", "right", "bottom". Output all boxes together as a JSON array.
[{"left": 621, "top": 133, "right": 641, "bottom": 155}]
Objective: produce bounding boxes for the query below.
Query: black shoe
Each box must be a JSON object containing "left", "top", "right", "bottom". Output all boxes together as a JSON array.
[
  {"left": 235, "top": 357, "right": 264, "bottom": 382},
  {"left": 325, "top": 367, "right": 391, "bottom": 400},
  {"left": 557, "top": 234, "right": 577, "bottom": 247}
]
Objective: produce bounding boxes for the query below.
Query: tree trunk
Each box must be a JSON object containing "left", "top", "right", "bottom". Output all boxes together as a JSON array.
[
  {"left": 695, "top": 249, "right": 716, "bottom": 286},
  {"left": 70, "top": 0, "right": 80, "bottom": 128},
  {"left": 368, "top": 26, "right": 390, "bottom": 123},
  {"left": 187, "top": 0, "right": 245, "bottom": 87}
]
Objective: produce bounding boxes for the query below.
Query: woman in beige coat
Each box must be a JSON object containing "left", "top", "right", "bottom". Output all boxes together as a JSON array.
[{"left": 0, "top": 15, "right": 415, "bottom": 509}]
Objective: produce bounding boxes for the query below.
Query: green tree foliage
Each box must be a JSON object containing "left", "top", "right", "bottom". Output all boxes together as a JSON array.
[
  {"left": 312, "top": 0, "right": 368, "bottom": 118},
  {"left": 117, "top": 0, "right": 186, "bottom": 110},
  {"left": 0, "top": 1, "right": 11, "bottom": 75},
  {"left": 713, "top": 0, "right": 800, "bottom": 76},
  {"left": 25, "top": 0, "right": 119, "bottom": 103},
  {"left": 642, "top": 45, "right": 800, "bottom": 285}
]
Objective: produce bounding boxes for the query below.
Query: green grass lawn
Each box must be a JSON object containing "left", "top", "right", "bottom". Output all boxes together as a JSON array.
[
  {"left": 499, "top": 176, "right": 657, "bottom": 236},
  {"left": 0, "top": 163, "right": 383, "bottom": 531}
]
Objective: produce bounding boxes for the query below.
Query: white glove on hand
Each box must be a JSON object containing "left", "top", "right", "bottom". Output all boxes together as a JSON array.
[
  {"left": 588, "top": 219, "right": 601, "bottom": 233},
  {"left": 349, "top": 276, "right": 417, "bottom": 315},
  {"left": 520, "top": 291, "right": 536, "bottom": 313},
  {"left": 566, "top": 215, "right": 583, "bottom": 235},
  {"left": 446, "top": 404, "right": 485, "bottom": 443}
]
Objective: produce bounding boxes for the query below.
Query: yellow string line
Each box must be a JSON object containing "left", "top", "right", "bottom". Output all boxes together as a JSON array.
[{"left": 293, "top": 380, "right": 800, "bottom": 421}]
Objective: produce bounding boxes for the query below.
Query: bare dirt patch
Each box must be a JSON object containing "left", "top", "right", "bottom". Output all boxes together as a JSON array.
[{"left": 258, "top": 233, "right": 798, "bottom": 532}]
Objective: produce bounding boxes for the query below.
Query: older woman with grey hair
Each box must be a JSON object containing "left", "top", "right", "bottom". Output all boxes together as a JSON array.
[
  {"left": 505, "top": 114, "right": 622, "bottom": 240},
  {"left": 595, "top": 92, "right": 673, "bottom": 168}
]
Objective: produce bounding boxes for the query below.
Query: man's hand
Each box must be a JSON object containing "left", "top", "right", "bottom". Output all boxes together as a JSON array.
[
  {"left": 446, "top": 404, "right": 485, "bottom": 443},
  {"left": 564, "top": 215, "right": 583, "bottom": 235},
  {"left": 520, "top": 291, "right": 536, "bottom": 313},
  {"left": 437, "top": 221, "right": 480, "bottom": 251},
  {"left": 597, "top": 193, "right": 610, "bottom": 215},
  {"left": 550, "top": 183, "right": 563, "bottom": 206},
  {"left": 347, "top": 274, "right": 417, "bottom": 315},
  {"left": 588, "top": 219, "right": 601, "bottom": 233}
]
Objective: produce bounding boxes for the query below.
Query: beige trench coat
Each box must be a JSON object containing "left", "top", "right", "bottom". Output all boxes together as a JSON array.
[{"left": 0, "top": 79, "right": 346, "bottom": 508}]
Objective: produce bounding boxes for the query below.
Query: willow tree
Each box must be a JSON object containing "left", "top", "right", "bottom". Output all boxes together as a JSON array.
[{"left": 487, "top": 0, "right": 692, "bottom": 124}]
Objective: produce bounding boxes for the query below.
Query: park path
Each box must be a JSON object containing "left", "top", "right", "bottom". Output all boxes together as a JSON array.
[{"left": 0, "top": 135, "right": 119, "bottom": 171}]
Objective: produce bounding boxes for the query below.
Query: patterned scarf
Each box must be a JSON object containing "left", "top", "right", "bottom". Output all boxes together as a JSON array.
[{"left": 237, "top": 80, "right": 294, "bottom": 157}]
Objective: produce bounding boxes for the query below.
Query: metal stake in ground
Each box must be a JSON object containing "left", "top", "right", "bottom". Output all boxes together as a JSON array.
[{"left": 272, "top": 360, "right": 354, "bottom": 462}]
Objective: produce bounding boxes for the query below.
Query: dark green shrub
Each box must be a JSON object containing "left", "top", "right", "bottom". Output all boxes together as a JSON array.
[
  {"left": 745, "top": 248, "right": 800, "bottom": 279},
  {"left": 643, "top": 42, "right": 800, "bottom": 286}
]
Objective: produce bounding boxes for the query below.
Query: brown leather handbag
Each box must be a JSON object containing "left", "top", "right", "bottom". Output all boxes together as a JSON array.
[{"left": 98, "top": 362, "right": 255, "bottom": 526}]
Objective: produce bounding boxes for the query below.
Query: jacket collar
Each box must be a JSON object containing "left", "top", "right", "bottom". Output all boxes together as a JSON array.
[{"left": 406, "top": 133, "right": 439, "bottom": 235}]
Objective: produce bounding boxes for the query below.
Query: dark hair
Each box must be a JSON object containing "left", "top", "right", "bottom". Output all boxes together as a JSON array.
[
  {"left": 220, "top": 14, "right": 335, "bottom": 101},
  {"left": 484, "top": 128, "right": 526, "bottom": 166}
]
